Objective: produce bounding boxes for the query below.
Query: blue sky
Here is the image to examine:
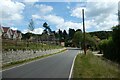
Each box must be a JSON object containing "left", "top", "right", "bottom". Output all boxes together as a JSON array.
[{"left": 0, "top": 0, "right": 119, "bottom": 34}]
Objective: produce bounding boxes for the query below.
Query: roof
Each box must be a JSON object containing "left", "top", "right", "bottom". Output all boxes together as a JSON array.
[{"left": 2, "top": 27, "right": 10, "bottom": 33}]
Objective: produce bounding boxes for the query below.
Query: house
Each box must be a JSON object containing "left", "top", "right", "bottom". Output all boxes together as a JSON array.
[
  {"left": 0, "top": 26, "right": 13, "bottom": 39},
  {"left": 0, "top": 25, "right": 22, "bottom": 40},
  {"left": 12, "top": 30, "right": 22, "bottom": 40}
]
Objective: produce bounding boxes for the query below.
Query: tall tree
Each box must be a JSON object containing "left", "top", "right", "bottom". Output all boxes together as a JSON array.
[
  {"left": 28, "top": 19, "right": 35, "bottom": 32},
  {"left": 69, "top": 28, "right": 75, "bottom": 40},
  {"left": 63, "top": 30, "right": 68, "bottom": 41},
  {"left": 58, "top": 29, "right": 63, "bottom": 42}
]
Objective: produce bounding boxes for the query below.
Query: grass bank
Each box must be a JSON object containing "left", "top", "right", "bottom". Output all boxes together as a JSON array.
[
  {"left": 2, "top": 39, "right": 62, "bottom": 51},
  {"left": 2, "top": 48, "right": 67, "bottom": 69},
  {"left": 73, "top": 52, "right": 120, "bottom": 78}
]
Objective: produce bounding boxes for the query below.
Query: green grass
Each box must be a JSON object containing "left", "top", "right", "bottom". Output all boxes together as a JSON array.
[
  {"left": 2, "top": 49, "right": 67, "bottom": 69},
  {"left": 2, "top": 40, "right": 62, "bottom": 51},
  {"left": 73, "top": 52, "right": 120, "bottom": 78}
]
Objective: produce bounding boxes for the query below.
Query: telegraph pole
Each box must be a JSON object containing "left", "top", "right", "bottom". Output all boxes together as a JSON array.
[{"left": 82, "top": 9, "right": 86, "bottom": 55}]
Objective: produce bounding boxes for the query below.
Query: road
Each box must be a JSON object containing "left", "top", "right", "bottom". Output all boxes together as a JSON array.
[{"left": 2, "top": 47, "right": 80, "bottom": 79}]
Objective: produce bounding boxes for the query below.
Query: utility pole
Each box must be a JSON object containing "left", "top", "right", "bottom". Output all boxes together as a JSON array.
[{"left": 82, "top": 9, "right": 86, "bottom": 55}]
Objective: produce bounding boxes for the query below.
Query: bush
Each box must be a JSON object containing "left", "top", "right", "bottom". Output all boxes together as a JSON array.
[
  {"left": 99, "top": 25, "right": 120, "bottom": 63},
  {"left": 99, "top": 38, "right": 116, "bottom": 61}
]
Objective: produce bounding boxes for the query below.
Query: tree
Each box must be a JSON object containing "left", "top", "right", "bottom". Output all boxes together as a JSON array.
[
  {"left": 89, "top": 31, "right": 112, "bottom": 40},
  {"left": 76, "top": 29, "right": 82, "bottom": 32},
  {"left": 43, "top": 22, "right": 52, "bottom": 35},
  {"left": 72, "top": 30, "right": 83, "bottom": 47},
  {"left": 112, "top": 25, "right": 120, "bottom": 62},
  {"left": 28, "top": 19, "right": 35, "bottom": 32},
  {"left": 27, "top": 19, "right": 35, "bottom": 47},
  {"left": 69, "top": 28, "right": 75, "bottom": 40},
  {"left": 84, "top": 33, "right": 97, "bottom": 50},
  {"left": 63, "top": 30, "right": 68, "bottom": 41},
  {"left": 58, "top": 29, "right": 63, "bottom": 42}
]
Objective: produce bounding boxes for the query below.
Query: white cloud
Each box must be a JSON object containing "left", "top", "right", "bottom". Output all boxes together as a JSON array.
[
  {"left": 43, "top": 15, "right": 84, "bottom": 31},
  {"left": 32, "top": 2, "right": 118, "bottom": 32},
  {"left": 71, "top": 7, "right": 83, "bottom": 18},
  {"left": 71, "top": 2, "right": 118, "bottom": 31},
  {"left": 36, "top": 4, "right": 53, "bottom": 14},
  {"left": 32, "top": 28, "right": 44, "bottom": 34},
  {"left": 87, "top": 0, "right": 119, "bottom": 2},
  {"left": 11, "top": 27, "right": 17, "bottom": 30},
  {"left": 32, "top": 14, "right": 96, "bottom": 32},
  {"left": 44, "top": 15, "right": 64, "bottom": 25},
  {"left": 22, "top": 29, "right": 28, "bottom": 34},
  {"left": 23, "top": 28, "right": 44, "bottom": 34},
  {"left": 23, "top": 0, "right": 39, "bottom": 2},
  {"left": 56, "top": 21, "right": 83, "bottom": 32},
  {"left": 23, "top": 0, "right": 39, "bottom": 5},
  {"left": 32, "top": 14, "right": 42, "bottom": 19},
  {"left": 0, "top": 0, "right": 25, "bottom": 21}
]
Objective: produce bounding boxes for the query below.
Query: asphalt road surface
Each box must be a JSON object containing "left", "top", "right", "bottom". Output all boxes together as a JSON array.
[{"left": 2, "top": 47, "right": 80, "bottom": 79}]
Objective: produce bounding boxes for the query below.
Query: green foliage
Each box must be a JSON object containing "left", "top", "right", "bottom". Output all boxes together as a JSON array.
[
  {"left": 112, "top": 25, "right": 120, "bottom": 50},
  {"left": 99, "top": 37, "right": 115, "bottom": 59},
  {"left": 89, "top": 31, "right": 112, "bottom": 40},
  {"left": 69, "top": 28, "right": 75, "bottom": 40},
  {"left": 22, "top": 32, "right": 35, "bottom": 40},
  {"left": 58, "top": 29, "right": 63, "bottom": 42},
  {"left": 81, "top": 33, "right": 99, "bottom": 50},
  {"left": 2, "top": 40, "right": 63, "bottom": 51},
  {"left": 43, "top": 22, "right": 52, "bottom": 34},
  {"left": 63, "top": 30, "right": 68, "bottom": 41},
  {"left": 72, "top": 31, "right": 83, "bottom": 47},
  {"left": 99, "top": 25, "right": 120, "bottom": 63}
]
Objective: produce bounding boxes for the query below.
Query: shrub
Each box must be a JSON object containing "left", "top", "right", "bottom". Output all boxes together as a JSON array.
[
  {"left": 99, "top": 37, "right": 117, "bottom": 61},
  {"left": 99, "top": 25, "right": 120, "bottom": 63}
]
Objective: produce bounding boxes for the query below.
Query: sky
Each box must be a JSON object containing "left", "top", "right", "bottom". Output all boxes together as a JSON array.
[{"left": 0, "top": 0, "right": 119, "bottom": 34}]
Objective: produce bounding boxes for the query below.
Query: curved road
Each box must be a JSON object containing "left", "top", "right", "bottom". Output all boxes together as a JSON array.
[{"left": 2, "top": 47, "right": 80, "bottom": 79}]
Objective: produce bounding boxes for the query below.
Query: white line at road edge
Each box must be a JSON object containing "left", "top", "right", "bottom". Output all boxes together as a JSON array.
[
  {"left": 1, "top": 49, "right": 67, "bottom": 72},
  {"left": 68, "top": 52, "right": 79, "bottom": 80}
]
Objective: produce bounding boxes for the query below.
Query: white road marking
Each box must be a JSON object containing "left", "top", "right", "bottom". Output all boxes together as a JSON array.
[{"left": 68, "top": 51, "right": 79, "bottom": 80}]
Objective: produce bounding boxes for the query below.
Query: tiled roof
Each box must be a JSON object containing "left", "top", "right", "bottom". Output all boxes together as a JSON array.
[{"left": 2, "top": 27, "right": 10, "bottom": 33}]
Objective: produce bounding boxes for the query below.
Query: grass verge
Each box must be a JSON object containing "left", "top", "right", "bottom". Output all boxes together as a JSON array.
[
  {"left": 2, "top": 48, "right": 67, "bottom": 69},
  {"left": 73, "top": 52, "right": 120, "bottom": 78}
]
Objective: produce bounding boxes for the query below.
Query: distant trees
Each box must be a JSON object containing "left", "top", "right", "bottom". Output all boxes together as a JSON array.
[{"left": 89, "top": 31, "right": 112, "bottom": 40}]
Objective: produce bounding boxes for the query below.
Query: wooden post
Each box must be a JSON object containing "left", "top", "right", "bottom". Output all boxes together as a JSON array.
[{"left": 82, "top": 9, "right": 86, "bottom": 55}]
